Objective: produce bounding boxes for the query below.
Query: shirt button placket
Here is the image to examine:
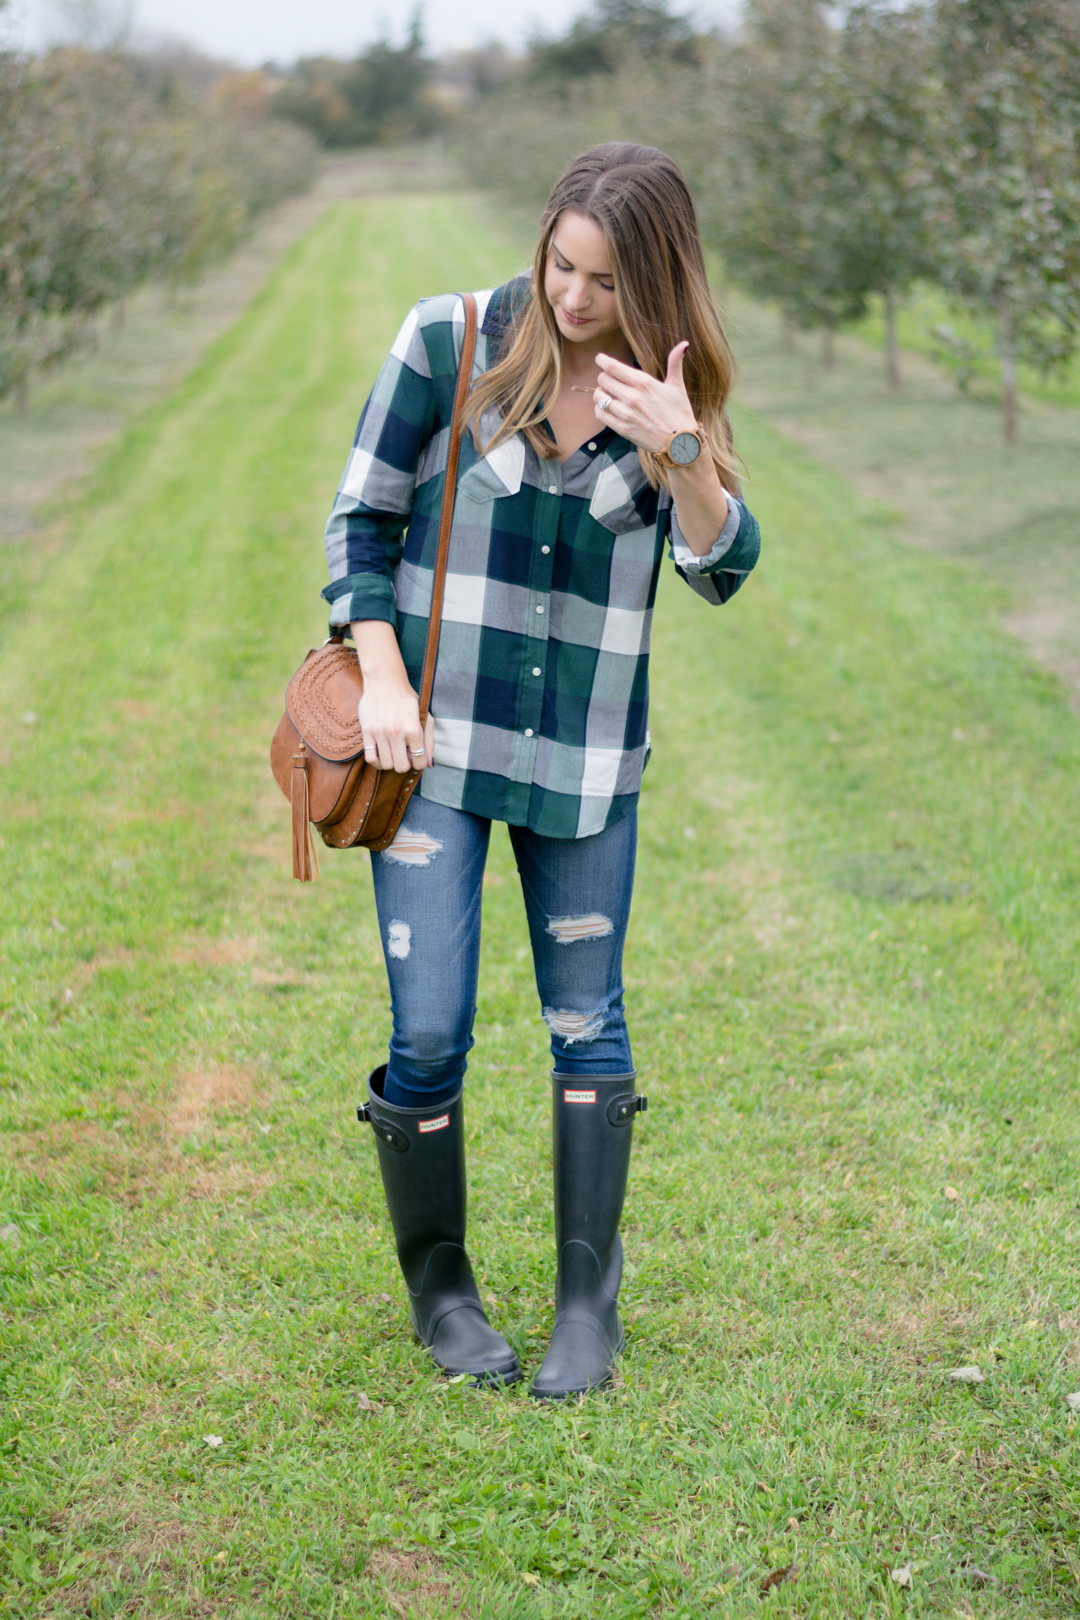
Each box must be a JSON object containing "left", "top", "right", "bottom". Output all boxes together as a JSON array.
[{"left": 520, "top": 470, "right": 559, "bottom": 772}]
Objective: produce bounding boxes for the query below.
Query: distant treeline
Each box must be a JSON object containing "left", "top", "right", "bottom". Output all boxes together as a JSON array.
[
  {"left": 451, "top": 0, "right": 1080, "bottom": 444},
  {"left": 0, "top": 47, "right": 317, "bottom": 406}
]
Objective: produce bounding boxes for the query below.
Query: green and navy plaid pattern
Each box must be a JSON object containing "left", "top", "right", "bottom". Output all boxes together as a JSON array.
[{"left": 323, "top": 279, "right": 760, "bottom": 839}]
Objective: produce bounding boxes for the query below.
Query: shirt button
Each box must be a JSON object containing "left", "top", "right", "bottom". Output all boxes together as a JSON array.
[
  {"left": 532, "top": 667, "right": 541, "bottom": 676},
  {"left": 587, "top": 441, "right": 597, "bottom": 451},
  {"left": 541, "top": 545, "right": 550, "bottom": 554},
  {"left": 525, "top": 728, "right": 534, "bottom": 738},
  {"left": 536, "top": 605, "right": 544, "bottom": 614},
  {"left": 548, "top": 485, "right": 557, "bottom": 495}
]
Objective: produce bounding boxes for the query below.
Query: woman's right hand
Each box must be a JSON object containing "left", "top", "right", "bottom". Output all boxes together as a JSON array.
[{"left": 352, "top": 620, "right": 434, "bottom": 773}]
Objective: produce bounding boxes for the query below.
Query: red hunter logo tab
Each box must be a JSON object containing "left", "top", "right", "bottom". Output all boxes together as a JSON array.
[
  {"left": 564, "top": 1089, "right": 597, "bottom": 1104},
  {"left": 418, "top": 1113, "right": 450, "bottom": 1133}
]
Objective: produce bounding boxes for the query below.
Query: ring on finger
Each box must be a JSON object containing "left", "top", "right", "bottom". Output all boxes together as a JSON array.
[
  {"left": 407, "top": 745, "right": 426, "bottom": 756},
  {"left": 597, "top": 394, "right": 614, "bottom": 413}
]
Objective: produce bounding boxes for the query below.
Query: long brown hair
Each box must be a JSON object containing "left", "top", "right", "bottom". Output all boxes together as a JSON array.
[{"left": 465, "top": 142, "right": 741, "bottom": 495}]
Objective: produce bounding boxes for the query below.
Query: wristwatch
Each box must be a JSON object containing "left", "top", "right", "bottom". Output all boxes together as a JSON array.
[{"left": 655, "top": 424, "right": 708, "bottom": 468}]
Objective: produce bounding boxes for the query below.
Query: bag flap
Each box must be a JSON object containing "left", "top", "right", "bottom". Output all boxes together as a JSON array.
[{"left": 285, "top": 642, "right": 364, "bottom": 762}]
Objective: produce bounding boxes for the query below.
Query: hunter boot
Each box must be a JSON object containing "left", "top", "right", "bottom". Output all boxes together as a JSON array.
[
  {"left": 530, "top": 1072, "right": 647, "bottom": 1400},
  {"left": 358, "top": 1066, "right": 521, "bottom": 1387}
]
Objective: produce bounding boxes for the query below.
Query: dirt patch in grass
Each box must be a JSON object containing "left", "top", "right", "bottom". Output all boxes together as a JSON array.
[
  {"left": 365, "top": 1549, "right": 464, "bottom": 1617},
  {"left": 51, "top": 1514, "right": 204, "bottom": 1612},
  {"left": 69, "top": 947, "right": 142, "bottom": 989},
  {"left": 2, "top": 1068, "right": 276, "bottom": 1203},
  {"left": 186, "top": 1164, "right": 275, "bottom": 1201},
  {"left": 170, "top": 936, "right": 262, "bottom": 969},
  {"left": 168, "top": 1066, "right": 259, "bottom": 1134},
  {"left": 726, "top": 859, "right": 799, "bottom": 949}
]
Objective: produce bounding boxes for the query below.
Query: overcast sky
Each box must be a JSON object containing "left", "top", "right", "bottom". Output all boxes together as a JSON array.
[{"left": 10, "top": 0, "right": 740, "bottom": 65}]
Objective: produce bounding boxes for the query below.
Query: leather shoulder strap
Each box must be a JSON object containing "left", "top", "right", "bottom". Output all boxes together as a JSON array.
[{"left": 418, "top": 292, "right": 478, "bottom": 723}]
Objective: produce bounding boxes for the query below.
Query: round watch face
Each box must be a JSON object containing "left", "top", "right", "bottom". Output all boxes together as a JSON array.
[{"left": 668, "top": 430, "right": 702, "bottom": 466}]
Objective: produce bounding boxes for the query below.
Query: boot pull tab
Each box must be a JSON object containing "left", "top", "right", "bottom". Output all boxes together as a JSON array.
[
  {"left": 608, "top": 1093, "right": 647, "bottom": 1126},
  {"left": 356, "top": 1103, "right": 372, "bottom": 1124}
]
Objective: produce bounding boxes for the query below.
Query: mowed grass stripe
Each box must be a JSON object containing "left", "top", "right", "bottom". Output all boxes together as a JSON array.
[{"left": 0, "top": 193, "right": 1076, "bottom": 1618}]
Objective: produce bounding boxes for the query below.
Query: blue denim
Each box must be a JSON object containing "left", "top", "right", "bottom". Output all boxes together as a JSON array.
[{"left": 369, "top": 795, "right": 636, "bottom": 1108}]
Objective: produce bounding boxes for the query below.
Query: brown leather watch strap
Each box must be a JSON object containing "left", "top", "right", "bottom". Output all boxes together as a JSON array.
[{"left": 418, "top": 292, "right": 477, "bottom": 723}]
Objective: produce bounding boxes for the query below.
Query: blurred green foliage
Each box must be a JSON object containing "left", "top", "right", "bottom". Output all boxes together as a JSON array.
[
  {"left": 270, "top": 11, "right": 440, "bottom": 150},
  {"left": 524, "top": 0, "right": 701, "bottom": 85},
  {"left": 0, "top": 45, "right": 316, "bottom": 407},
  {"left": 457, "top": 0, "right": 1080, "bottom": 443}
]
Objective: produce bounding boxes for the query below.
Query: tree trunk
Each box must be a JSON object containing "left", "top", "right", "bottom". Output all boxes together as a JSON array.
[
  {"left": 996, "top": 292, "right": 1018, "bottom": 445},
  {"left": 14, "top": 370, "right": 29, "bottom": 414},
  {"left": 821, "top": 326, "right": 835, "bottom": 371},
  {"left": 111, "top": 298, "right": 126, "bottom": 334},
  {"left": 884, "top": 289, "right": 901, "bottom": 391},
  {"left": 780, "top": 311, "right": 796, "bottom": 353}
]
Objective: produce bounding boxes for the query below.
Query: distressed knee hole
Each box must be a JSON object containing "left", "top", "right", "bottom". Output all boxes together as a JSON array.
[
  {"left": 387, "top": 921, "right": 412, "bottom": 960},
  {"left": 546, "top": 913, "right": 614, "bottom": 944},
  {"left": 543, "top": 1006, "right": 604, "bottom": 1044},
  {"left": 381, "top": 828, "right": 444, "bottom": 868}
]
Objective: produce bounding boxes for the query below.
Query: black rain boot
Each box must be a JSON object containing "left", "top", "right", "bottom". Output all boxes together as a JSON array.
[
  {"left": 529, "top": 1072, "right": 647, "bottom": 1400},
  {"left": 358, "top": 1066, "right": 521, "bottom": 1387}
]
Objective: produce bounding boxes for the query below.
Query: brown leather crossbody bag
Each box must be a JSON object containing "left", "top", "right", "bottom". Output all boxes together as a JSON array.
[{"left": 270, "top": 292, "right": 478, "bottom": 881}]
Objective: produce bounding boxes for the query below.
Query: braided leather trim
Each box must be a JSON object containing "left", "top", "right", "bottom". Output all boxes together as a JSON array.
[{"left": 285, "top": 642, "right": 364, "bottom": 762}]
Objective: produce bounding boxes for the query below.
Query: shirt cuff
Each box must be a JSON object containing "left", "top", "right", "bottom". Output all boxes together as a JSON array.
[
  {"left": 670, "top": 492, "right": 740, "bottom": 573},
  {"left": 321, "top": 573, "right": 398, "bottom": 630}
]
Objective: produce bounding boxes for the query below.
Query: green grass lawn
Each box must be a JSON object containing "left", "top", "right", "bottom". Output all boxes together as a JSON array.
[{"left": 1, "top": 194, "right": 1078, "bottom": 1619}]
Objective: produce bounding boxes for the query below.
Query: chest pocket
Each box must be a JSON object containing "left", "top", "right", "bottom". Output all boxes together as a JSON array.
[
  {"left": 456, "top": 434, "right": 526, "bottom": 505},
  {"left": 588, "top": 455, "right": 654, "bottom": 535}
]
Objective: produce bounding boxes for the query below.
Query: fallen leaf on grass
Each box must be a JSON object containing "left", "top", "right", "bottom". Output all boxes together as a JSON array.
[
  {"left": 944, "top": 1185, "right": 959, "bottom": 1201},
  {"left": 204, "top": 1434, "right": 224, "bottom": 1448},
  {"left": 890, "top": 1564, "right": 913, "bottom": 1588},
  {"left": 521, "top": 1572, "right": 540, "bottom": 1585},
  {"left": 948, "top": 1366, "right": 985, "bottom": 1384},
  {"left": 357, "top": 1392, "right": 374, "bottom": 1411},
  {"left": 760, "top": 1563, "right": 799, "bottom": 1594},
  {"left": 1064, "top": 1392, "right": 1080, "bottom": 1411}
]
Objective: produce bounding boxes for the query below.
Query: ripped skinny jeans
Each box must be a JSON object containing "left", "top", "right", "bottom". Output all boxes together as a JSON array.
[{"left": 370, "top": 793, "right": 636, "bottom": 1108}]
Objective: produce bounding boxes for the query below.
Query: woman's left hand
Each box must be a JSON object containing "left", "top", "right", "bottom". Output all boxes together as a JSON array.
[{"left": 593, "top": 342, "right": 697, "bottom": 451}]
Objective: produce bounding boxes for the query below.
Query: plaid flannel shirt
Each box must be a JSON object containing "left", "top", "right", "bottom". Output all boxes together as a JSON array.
[{"left": 323, "top": 279, "right": 760, "bottom": 839}]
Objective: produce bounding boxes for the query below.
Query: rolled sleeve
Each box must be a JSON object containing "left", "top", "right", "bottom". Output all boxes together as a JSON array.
[
  {"left": 322, "top": 561, "right": 401, "bottom": 629},
  {"left": 668, "top": 494, "right": 761, "bottom": 606}
]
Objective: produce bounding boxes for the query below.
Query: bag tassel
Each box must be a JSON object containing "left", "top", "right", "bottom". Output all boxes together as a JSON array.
[{"left": 291, "top": 747, "right": 320, "bottom": 882}]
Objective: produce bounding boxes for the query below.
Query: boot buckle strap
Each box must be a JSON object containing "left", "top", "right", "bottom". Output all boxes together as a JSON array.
[
  {"left": 356, "top": 1106, "right": 410, "bottom": 1152},
  {"left": 607, "top": 1093, "right": 647, "bottom": 1126}
]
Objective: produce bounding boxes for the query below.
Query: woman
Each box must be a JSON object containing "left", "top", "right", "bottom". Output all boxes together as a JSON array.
[{"left": 323, "top": 143, "right": 760, "bottom": 1399}]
